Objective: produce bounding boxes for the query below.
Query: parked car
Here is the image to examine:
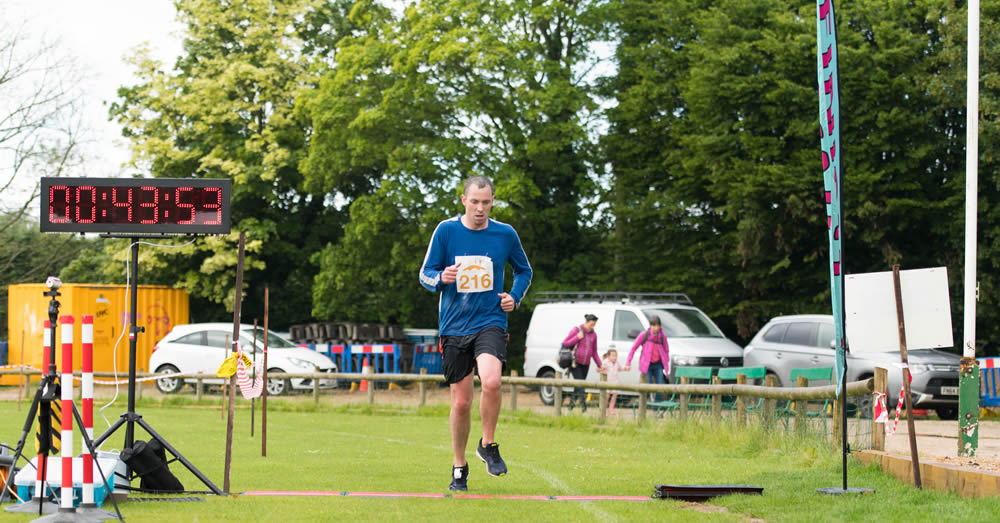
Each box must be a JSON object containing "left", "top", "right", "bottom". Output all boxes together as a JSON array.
[
  {"left": 742, "top": 314, "right": 961, "bottom": 419},
  {"left": 522, "top": 292, "right": 744, "bottom": 405},
  {"left": 149, "top": 323, "right": 338, "bottom": 396}
]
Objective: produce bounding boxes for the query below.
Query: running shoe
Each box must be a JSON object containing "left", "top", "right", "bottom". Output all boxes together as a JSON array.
[
  {"left": 449, "top": 464, "right": 469, "bottom": 491},
  {"left": 476, "top": 438, "right": 508, "bottom": 477}
]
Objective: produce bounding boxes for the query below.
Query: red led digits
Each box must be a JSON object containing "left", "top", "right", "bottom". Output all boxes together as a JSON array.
[
  {"left": 139, "top": 186, "right": 159, "bottom": 224},
  {"left": 202, "top": 187, "right": 222, "bottom": 225},
  {"left": 75, "top": 186, "right": 97, "bottom": 223},
  {"left": 49, "top": 185, "right": 71, "bottom": 224},
  {"left": 112, "top": 187, "right": 133, "bottom": 222},
  {"left": 176, "top": 187, "right": 195, "bottom": 224}
]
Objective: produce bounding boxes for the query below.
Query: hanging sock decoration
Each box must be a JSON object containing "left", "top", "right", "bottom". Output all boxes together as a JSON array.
[{"left": 214, "top": 340, "right": 264, "bottom": 399}]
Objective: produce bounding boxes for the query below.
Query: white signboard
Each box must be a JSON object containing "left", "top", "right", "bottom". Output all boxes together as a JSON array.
[{"left": 844, "top": 267, "right": 953, "bottom": 353}]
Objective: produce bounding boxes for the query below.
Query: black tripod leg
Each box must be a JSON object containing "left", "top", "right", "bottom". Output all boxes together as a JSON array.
[
  {"left": 72, "top": 405, "right": 123, "bottom": 521},
  {"left": 93, "top": 416, "right": 127, "bottom": 449},
  {"left": 0, "top": 381, "right": 44, "bottom": 504},
  {"left": 136, "top": 418, "right": 224, "bottom": 496}
]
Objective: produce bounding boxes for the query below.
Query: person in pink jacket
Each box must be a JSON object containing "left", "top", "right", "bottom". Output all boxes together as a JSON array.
[
  {"left": 625, "top": 315, "right": 670, "bottom": 401},
  {"left": 562, "top": 314, "right": 601, "bottom": 411}
]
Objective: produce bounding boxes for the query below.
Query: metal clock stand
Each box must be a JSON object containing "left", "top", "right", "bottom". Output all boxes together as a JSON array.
[{"left": 92, "top": 237, "right": 223, "bottom": 496}]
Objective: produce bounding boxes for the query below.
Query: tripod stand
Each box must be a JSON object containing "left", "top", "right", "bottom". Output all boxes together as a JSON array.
[
  {"left": 1, "top": 282, "right": 122, "bottom": 520},
  {"left": 91, "top": 238, "right": 223, "bottom": 496}
]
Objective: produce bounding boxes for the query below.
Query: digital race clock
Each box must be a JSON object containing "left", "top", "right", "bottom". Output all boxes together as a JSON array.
[{"left": 40, "top": 177, "right": 232, "bottom": 234}]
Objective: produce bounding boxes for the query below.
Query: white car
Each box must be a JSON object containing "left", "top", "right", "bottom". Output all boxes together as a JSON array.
[
  {"left": 149, "top": 323, "right": 338, "bottom": 395},
  {"left": 523, "top": 292, "right": 744, "bottom": 404}
]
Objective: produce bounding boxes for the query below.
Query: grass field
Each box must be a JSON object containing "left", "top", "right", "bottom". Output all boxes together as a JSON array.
[{"left": 2, "top": 396, "right": 999, "bottom": 522}]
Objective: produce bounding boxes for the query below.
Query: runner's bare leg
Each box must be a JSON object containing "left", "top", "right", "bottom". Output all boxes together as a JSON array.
[
  {"left": 477, "top": 353, "right": 502, "bottom": 444},
  {"left": 450, "top": 372, "right": 475, "bottom": 466}
]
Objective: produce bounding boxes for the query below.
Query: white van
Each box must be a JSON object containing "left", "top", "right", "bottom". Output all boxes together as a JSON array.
[{"left": 522, "top": 292, "right": 744, "bottom": 404}]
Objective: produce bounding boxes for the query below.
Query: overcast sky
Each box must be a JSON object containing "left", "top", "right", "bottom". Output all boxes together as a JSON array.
[{"left": 2, "top": 0, "right": 184, "bottom": 211}]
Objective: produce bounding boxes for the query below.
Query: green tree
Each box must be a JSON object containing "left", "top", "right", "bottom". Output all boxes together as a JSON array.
[{"left": 106, "top": 0, "right": 355, "bottom": 327}]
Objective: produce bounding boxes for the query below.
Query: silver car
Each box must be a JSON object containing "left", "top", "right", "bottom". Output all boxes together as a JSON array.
[{"left": 743, "top": 314, "right": 960, "bottom": 419}]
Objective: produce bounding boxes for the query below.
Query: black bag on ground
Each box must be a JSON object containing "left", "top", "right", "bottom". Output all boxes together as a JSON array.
[{"left": 121, "top": 439, "right": 184, "bottom": 492}]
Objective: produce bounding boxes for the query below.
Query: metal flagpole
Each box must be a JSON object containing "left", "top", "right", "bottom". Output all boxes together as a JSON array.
[{"left": 959, "top": 0, "right": 981, "bottom": 457}]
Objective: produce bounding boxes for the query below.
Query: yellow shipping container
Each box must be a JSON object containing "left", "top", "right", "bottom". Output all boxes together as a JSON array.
[{"left": 4, "top": 283, "right": 189, "bottom": 385}]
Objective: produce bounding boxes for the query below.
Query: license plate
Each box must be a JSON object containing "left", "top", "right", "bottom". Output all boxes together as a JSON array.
[{"left": 940, "top": 386, "right": 959, "bottom": 396}]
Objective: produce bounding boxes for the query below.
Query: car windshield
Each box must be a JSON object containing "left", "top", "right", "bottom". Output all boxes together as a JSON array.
[
  {"left": 642, "top": 308, "right": 724, "bottom": 338},
  {"left": 240, "top": 328, "right": 298, "bottom": 351}
]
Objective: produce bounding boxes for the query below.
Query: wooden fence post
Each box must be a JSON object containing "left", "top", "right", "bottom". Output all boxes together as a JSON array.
[
  {"left": 795, "top": 376, "right": 809, "bottom": 434},
  {"left": 138, "top": 367, "right": 144, "bottom": 399},
  {"left": 196, "top": 373, "right": 203, "bottom": 402},
  {"left": 679, "top": 376, "right": 690, "bottom": 420},
  {"left": 598, "top": 373, "right": 607, "bottom": 423},
  {"left": 711, "top": 376, "right": 722, "bottom": 419},
  {"left": 736, "top": 373, "right": 747, "bottom": 427},
  {"left": 419, "top": 368, "right": 427, "bottom": 408},
  {"left": 764, "top": 374, "right": 777, "bottom": 430},
  {"left": 368, "top": 373, "right": 375, "bottom": 406},
  {"left": 638, "top": 374, "right": 647, "bottom": 423},
  {"left": 873, "top": 367, "right": 887, "bottom": 451},
  {"left": 313, "top": 366, "right": 320, "bottom": 406},
  {"left": 554, "top": 371, "right": 562, "bottom": 418},
  {"left": 510, "top": 370, "right": 518, "bottom": 412}
]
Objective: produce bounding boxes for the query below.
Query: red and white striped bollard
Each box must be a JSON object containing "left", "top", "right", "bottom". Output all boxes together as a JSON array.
[
  {"left": 59, "top": 314, "right": 75, "bottom": 512},
  {"left": 80, "top": 315, "right": 96, "bottom": 508}
]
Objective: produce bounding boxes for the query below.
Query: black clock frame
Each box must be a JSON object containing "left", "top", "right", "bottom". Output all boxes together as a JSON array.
[{"left": 40, "top": 177, "right": 232, "bottom": 234}]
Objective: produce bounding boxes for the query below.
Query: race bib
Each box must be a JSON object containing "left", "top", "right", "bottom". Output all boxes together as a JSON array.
[{"left": 455, "top": 255, "right": 494, "bottom": 294}]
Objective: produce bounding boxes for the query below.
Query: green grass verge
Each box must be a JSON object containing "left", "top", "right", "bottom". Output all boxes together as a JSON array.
[{"left": 1, "top": 398, "right": 998, "bottom": 522}]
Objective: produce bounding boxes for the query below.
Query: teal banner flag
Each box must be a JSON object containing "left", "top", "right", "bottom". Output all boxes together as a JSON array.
[{"left": 817, "top": 0, "right": 846, "bottom": 396}]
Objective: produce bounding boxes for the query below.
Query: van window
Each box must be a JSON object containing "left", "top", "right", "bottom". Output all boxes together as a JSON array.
[
  {"left": 783, "top": 323, "right": 817, "bottom": 346},
  {"left": 762, "top": 323, "right": 788, "bottom": 343},
  {"left": 817, "top": 322, "right": 835, "bottom": 349},
  {"left": 613, "top": 310, "right": 643, "bottom": 340},
  {"left": 642, "top": 308, "right": 724, "bottom": 338}
]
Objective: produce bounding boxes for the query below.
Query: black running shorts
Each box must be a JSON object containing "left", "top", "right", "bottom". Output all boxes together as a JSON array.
[{"left": 441, "top": 326, "right": 507, "bottom": 385}]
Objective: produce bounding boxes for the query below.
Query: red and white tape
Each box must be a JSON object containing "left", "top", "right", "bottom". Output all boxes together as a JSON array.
[{"left": 885, "top": 363, "right": 913, "bottom": 436}]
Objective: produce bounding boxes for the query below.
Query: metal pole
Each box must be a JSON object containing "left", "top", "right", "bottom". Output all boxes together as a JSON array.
[
  {"left": 960, "top": 0, "right": 982, "bottom": 457},
  {"left": 224, "top": 232, "right": 246, "bottom": 493},
  {"left": 893, "top": 264, "right": 922, "bottom": 488},
  {"left": 125, "top": 240, "right": 139, "bottom": 453}
]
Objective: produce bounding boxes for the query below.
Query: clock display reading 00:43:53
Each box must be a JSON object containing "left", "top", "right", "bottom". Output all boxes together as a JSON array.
[{"left": 41, "top": 177, "right": 232, "bottom": 234}]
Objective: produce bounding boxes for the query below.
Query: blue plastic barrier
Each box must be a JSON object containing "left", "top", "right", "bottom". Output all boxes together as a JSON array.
[
  {"left": 412, "top": 343, "right": 442, "bottom": 374},
  {"left": 979, "top": 358, "right": 1000, "bottom": 408},
  {"left": 347, "top": 344, "right": 400, "bottom": 374}
]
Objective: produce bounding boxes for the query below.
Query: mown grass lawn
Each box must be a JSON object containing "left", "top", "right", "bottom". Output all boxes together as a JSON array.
[{"left": 1, "top": 396, "right": 998, "bottom": 522}]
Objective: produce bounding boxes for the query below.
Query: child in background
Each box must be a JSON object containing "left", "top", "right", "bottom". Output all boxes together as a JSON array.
[{"left": 600, "top": 349, "right": 623, "bottom": 417}]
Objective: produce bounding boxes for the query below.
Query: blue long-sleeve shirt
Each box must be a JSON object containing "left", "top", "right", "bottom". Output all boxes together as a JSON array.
[{"left": 419, "top": 216, "right": 532, "bottom": 336}]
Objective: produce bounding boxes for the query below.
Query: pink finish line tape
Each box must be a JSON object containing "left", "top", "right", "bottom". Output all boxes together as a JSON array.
[{"left": 242, "top": 491, "right": 651, "bottom": 502}]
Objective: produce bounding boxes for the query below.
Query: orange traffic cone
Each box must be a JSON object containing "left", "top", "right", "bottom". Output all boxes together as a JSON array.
[{"left": 360, "top": 357, "right": 371, "bottom": 392}]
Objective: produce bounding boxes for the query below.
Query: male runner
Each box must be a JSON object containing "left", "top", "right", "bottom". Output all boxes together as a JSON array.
[{"left": 419, "top": 175, "right": 532, "bottom": 491}]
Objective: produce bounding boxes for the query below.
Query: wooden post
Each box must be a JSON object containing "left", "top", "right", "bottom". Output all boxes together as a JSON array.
[
  {"left": 137, "top": 367, "right": 144, "bottom": 399},
  {"left": 554, "top": 371, "right": 562, "bottom": 418},
  {"left": 261, "top": 286, "right": 269, "bottom": 458},
  {"left": 510, "top": 370, "right": 519, "bottom": 412},
  {"left": 313, "top": 365, "right": 320, "bottom": 406},
  {"left": 223, "top": 231, "right": 247, "bottom": 494},
  {"left": 419, "top": 368, "right": 427, "bottom": 407},
  {"left": 795, "top": 376, "right": 809, "bottom": 434},
  {"left": 638, "top": 374, "right": 647, "bottom": 423},
  {"left": 598, "top": 372, "right": 607, "bottom": 423},
  {"left": 251, "top": 319, "right": 258, "bottom": 437},
  {"left": 711, "top": 376, "right": 722, "bottom": 419},
  {"left": 764, "top": 374, "right": 777, "bottom": 430},
  {"left": 196, "top": 373, "right": 203, "bottom": 402},
  {"left": 873, "top": 367, "right": 887, "bottom": 451},
  {"left": 368, "top": 372, "right": 375, "bottom": 406},
  {"left": 893, "top": 264, "right": 922, "bottom": 488},
  {"left": 679, "top": 376, "right": 690, "bottom": 420},
  {"left": 736, "top": 373, "right": 747, "bottom": 427}
]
